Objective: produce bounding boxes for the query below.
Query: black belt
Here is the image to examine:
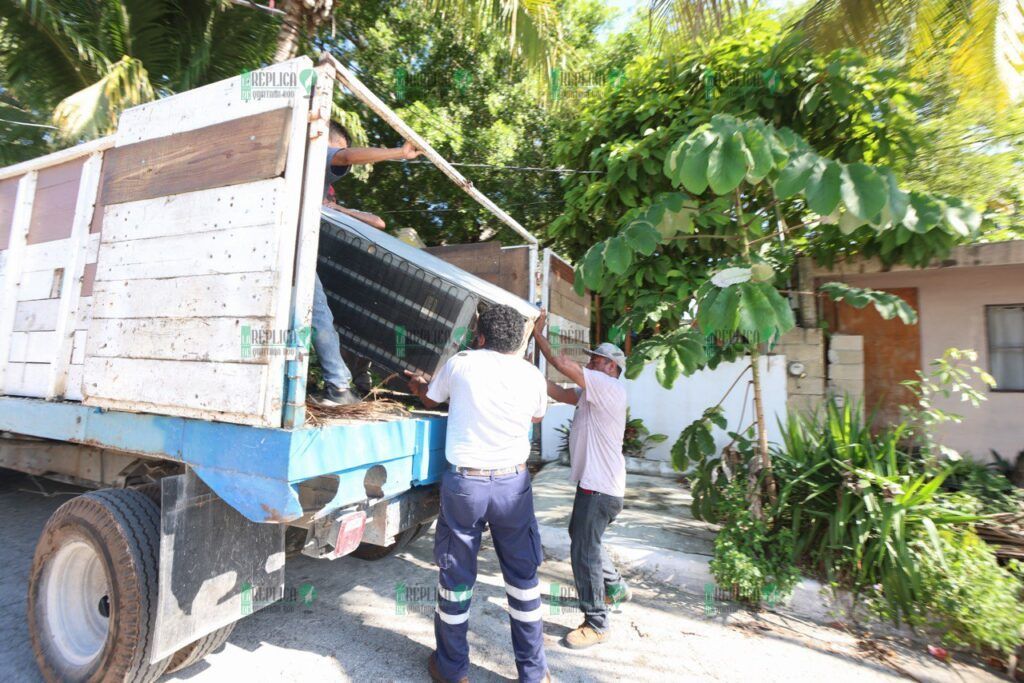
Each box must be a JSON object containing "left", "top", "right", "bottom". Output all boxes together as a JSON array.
[{"left": 450, "top": 463, "right": 526, "bottom": 476}]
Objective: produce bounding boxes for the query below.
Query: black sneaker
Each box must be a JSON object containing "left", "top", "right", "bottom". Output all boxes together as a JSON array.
[{"left": 310, "top": 384, "right": 361, "bottom": 407}]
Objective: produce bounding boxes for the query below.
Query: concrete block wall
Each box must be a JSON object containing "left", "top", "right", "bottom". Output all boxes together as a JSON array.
[
  {"left": 827, "top": 334, "right": 864, "bottom": 405},
  {"left": 771, "top": 327, "right": 825, "bottom": 416}
]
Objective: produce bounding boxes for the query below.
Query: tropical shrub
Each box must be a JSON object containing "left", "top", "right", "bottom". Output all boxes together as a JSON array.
[
  {"left": 773, "top": 398, "right": 977, "bottom": 619},
  {"left": 914, "top": 530, "right": 1024, "bottom": 656},
  {"left": 708, "top": 478, "right": 801, "bottom": 604}
]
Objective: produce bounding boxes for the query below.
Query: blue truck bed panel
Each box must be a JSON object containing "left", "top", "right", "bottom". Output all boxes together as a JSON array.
[{"left": 0, "top": 397, "right": 447, "bottom": 523}]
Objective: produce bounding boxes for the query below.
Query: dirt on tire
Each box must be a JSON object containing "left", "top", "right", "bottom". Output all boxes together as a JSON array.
[{"left": 27, "top": 489, "right": 170, "bottom": 683}]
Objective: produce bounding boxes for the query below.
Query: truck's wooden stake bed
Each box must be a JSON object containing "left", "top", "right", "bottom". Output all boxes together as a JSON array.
[{"left": 0, "top": 55, "right": 588, "bottom": 682}]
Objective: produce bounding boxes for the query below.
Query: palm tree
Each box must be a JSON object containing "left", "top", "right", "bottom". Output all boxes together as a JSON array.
[
  {"left": 0, "top": 0, "right": 564, "bottom": 162},
  {"left": 646, "top": 0, "right": 1023, "bottom": 108},
  {"left": 0, "top": 0, "right": 277, "bottom": 159},
  {"left": 269, "top": 0, "right": 563, "bottom": 74}
]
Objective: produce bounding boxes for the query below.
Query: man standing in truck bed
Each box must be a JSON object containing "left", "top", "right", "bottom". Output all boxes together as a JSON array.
[
  {"left": 310, "top": 121, "right": 420, "bottom": 406},
  {"left": 532, "top": 309, "right": 631, "bottom": 650},
  {"left": 406, "top": 304, "right": 550, "bottom": 683}
]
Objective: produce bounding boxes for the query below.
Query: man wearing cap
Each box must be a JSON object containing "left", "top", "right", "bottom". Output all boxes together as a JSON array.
[{"left": 532, "top": 309, "right": 630, "bottom": 649}]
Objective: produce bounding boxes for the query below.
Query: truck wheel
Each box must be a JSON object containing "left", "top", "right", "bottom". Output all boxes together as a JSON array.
[
  {"left": 163, "top": 622, "right": 235, "bottom": 674},
  {"left": 27, "top": 489, "right": 169, "bottom": 683},
  {"left": 350, "top": 523, "right": 425, "bottom": 561}
]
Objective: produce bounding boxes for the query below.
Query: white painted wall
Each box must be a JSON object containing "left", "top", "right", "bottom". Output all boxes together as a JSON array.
[{"left": 541, "top": 355, "right": 789, "bottom": 465}]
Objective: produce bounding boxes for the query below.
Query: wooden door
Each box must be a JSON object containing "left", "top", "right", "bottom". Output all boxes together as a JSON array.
[{"left": 826, "top": 287, "right": 921, "bottom": 427}]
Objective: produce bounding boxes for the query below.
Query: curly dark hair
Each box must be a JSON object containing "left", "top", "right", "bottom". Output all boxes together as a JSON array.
[
  {"left": 329, "top": 120, "right": 351, "bottom": 146},
  {"left": 477, "top": 304, "right": 526, "bottom": 353}
]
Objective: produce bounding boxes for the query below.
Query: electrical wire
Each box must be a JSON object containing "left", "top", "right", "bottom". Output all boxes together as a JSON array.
[
  {"left": 372, "top": 198, "right": 564, "bottom": 215},
  {"left": 0, "top": 118, "right": 57, "bottom": 129},
  {"left": 396, "top": 159, "right": 599, "bottom": 174}
]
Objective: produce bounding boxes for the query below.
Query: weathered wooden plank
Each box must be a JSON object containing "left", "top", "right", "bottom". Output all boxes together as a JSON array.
[
  {"left": 86, "top": 317, "right": 273, "bottom": 364},
  {"left": 100, "top": 178, "right": 285, "bottom": 243},
  {"left": 115, "top": 58, "right": 310, "bottom": 145},
  {"left": 90, "top": 272, "right": 277, "bottom": 319},
  {"left": 282, "top": 63, "right": 335, "bottom": 428},
  {"left": 100, "top": 107, "right": 293, "bottom": 207},
  {"left": 0, "top": 171, "right": 38, "bottom": 391},
  {"left": 95, "top": 225, "right": 278, "bottom": 282},
  {"left": 263, "top": 68, "right": 321, "bottom": 428},
  {"left": 27, "top": 158, "right": 84, "bottom": 245},
  {"left": 81, "top": 262, "right": 97, "bottom": 297},
  {"left": 3, "top": 362, "right": 49, "bottom": 397},
  {"left": 71, "top": 330, "right": 86, "bottom": 365},
  {"left": 426, "top": 242, "right": 503, "bottom": 277},
  {"left": 13, "top": 299, "right": 59, "bottom": 332},
  {"left": 0, "top": 136, "right": 113, "bottom": 183},
  {"left": 0, "top": 175, "right": 21, "bottom": 248},
  {"left": 75, "top": 296, "right": 92, "bottom": 330},
  {"left": 64, "top": 363, "right": 84, "bottom": 401},
  {"left": 49, "top": 152, "right": 103, "bottom": 399},
  {"left": 7, "top": 330, "right": 58, "bottom": 364},
  {"left": 82, "top": 356, "right": 271, "bottom": 425},
  {"left": 22, "top": 233, "right": 99, "bottom": 273},
  {"left": 17, "top": 269, "right": 63, "bottom": 302},
  {"left": 497, "top": 247, "right": 531, "bottom": 298}
]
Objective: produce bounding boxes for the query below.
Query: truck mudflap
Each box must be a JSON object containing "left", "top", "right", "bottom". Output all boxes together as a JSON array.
[{"left": 153, "top": 472, "right": 284, "bottom": 661}]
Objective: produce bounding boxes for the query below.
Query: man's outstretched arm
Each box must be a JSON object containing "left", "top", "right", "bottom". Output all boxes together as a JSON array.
[
  {"left": 324, "top": 202, "right": 386, "bottom": 230},
  {"left": 331, "top": 141, "right": 420, "bottom": 167},
  {"left": 533, "top": 308, "right": 586, "bottom": 393}
]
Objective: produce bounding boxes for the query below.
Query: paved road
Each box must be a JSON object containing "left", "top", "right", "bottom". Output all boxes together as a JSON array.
[{"left": 0, "top": 471, "right": 1004, "bottom": 682}]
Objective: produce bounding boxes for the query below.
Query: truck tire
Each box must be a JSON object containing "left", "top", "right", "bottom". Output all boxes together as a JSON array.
[
  {"left": 350, "top": 523, "right": 425, "bottom": 561},
  {"left": 163, "top": 622, "right": 236, "bottom": 674},
  {"left": 27, "top": 489, "right": 170, "bottom": 683}
]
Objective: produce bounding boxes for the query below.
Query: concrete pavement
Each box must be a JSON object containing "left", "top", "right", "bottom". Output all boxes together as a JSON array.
[{"left": 0, "top": 468, "right": 1006, "bottom": 682}]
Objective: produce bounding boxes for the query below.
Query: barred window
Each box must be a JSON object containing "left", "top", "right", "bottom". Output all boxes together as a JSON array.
[{"left": 987, "top": 305, "right": 1024, "bottom": 391}]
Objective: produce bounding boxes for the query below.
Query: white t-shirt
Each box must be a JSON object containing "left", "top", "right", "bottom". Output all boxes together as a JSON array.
[
  {"left": 568, "top": 368, "right": 628, "bottom": 497},
  {"left": 426, "top": 349, "right": 548, "bottom": 469}
]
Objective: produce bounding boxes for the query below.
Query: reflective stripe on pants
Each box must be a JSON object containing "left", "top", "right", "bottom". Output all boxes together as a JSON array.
[{"left": 433, "top": 467, "right": 547, "bottom": 682}]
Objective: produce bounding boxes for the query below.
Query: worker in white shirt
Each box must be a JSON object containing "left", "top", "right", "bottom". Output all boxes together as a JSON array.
[
  {"left": 406, "top": 304, "right": 551, "bottom": 683},
  {"left": 532, "top": 309, "right": 630, "bottom": 649}
]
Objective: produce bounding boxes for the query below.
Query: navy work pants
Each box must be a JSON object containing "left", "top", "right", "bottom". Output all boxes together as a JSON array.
[{"left": 433, "top": 467, "right": 547, "bottom": 682}]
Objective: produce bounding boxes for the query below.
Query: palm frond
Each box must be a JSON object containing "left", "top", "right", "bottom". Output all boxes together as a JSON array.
[
  {"left": 423, "top": 0, "right": 565, "bottom": 73},
  {"left": 51, "top": 55, "right": 155, "bottom": 142}
]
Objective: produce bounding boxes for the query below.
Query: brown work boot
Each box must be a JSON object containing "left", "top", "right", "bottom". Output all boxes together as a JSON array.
[
  {"left": 562, "top": 622, "right": 609, "bottom": 649},
  {"left": 428, "top": 652, "right": 468, "bottom": 683}
]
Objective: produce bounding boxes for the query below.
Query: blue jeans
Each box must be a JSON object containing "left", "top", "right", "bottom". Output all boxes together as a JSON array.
[
  {"left": 568, "top": 487, "right": 624, "bottom": 632},
  {"left": 433, "top": 468, "right": 547, "bottom": 682},
  {"left": 312, "top": 275, "right": 352, "bottom": 389}
]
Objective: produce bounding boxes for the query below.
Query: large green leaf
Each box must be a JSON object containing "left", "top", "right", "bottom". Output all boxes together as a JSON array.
[
  {"left": 773, "top": 152, "right": 817, "bottom": 199},
  {"left": 580, "top": 242, "right": 606, "bottom": 291},
  {"left": 806, "top": 159, "right": 842, "bottom": 215},
  {"left": 737, "top": 281, "right": 777, "bottom": 342},
  {"left": 624, "top": 220, "right": 660, "bottom": 255},
  {"left": 840, "top": 163, "right": 887, "bottom": 220},
  {"left": 604, "top": 235, "right": 633, "bottom": 275},
  {"left": 678, "top": 130, "right": 716, "bottom": 194},
  {"left": 707, "top": 130, "right": 748, "bottom": 195},
  {"left": 904, "top": 193, "right": 943, "bottom": 233},
  {"left": 819, "top": 282, "right": 918, "bottom": 324},
  {"left": 698, "top": 283, "right": 741, "bottom": 338},
  {"left": 741, "top": 127, "right": 774, "bottom": 183}
]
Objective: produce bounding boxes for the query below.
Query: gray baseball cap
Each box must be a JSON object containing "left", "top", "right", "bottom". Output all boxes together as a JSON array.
[{"left": 585, "top": 342, "right": 626, "bottom": 372}]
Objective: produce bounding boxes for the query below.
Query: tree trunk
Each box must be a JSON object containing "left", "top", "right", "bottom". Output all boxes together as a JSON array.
[
  {"left": 273, "top": 0, "right": 333, "bottom": 63},
  {"left": 750, "top": 346, "right": 777, "bottom": 512},
  {"left": 274, "top": 1, "right": 304, "bottom": 62}
]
